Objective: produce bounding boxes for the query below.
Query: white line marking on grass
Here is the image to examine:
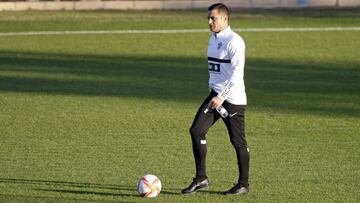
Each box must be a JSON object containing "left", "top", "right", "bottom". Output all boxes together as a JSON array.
[
  {"left": 0, "top": 27, "right": 359, "bottom": 37},
  {"left": 235, "top": 27, "right": 360, "bottom": 32}
]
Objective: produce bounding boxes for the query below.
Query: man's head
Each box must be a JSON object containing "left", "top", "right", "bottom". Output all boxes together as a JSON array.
[{"left": 208, "top": 3, "right": 229, "bottom": 33}]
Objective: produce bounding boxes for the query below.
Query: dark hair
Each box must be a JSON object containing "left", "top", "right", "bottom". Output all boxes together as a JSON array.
[{"left": 208, "top": 3, "right": 230, "bottom": 19}]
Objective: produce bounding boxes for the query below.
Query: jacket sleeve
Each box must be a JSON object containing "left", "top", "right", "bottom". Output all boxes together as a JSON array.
[{"left": 217, "top": 37, "right": 246, "bottom": 101}]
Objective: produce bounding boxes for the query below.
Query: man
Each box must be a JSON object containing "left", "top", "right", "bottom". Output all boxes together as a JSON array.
[{"left": 181, "top": 3, "right": 250, "bottom": 195}]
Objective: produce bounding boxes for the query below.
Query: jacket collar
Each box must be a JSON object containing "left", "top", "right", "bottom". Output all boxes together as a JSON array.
[{"left": 214, "top": 26, "right": 231, "bottom": 38}]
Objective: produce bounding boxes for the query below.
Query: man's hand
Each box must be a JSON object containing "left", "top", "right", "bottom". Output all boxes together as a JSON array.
[{"left": 210, "top": 96, "right": 224, "bottom": 109}]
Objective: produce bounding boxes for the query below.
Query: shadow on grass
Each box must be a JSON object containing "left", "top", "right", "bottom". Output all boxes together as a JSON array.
[
  {"left": 35, "top": 188, "right": 138, "bottom": 197},
  {"left": 0, "top": 51, "right": 208, "bottom": 102},
  {"left": 0, "top": 178, "right": 133, "bottom": 191},
  {"left": 0, "top": 194, "right": 130, "bottom": 203},
  {"left": 0, "top": 51, "right": 359, "bottom": 117},
  {"left": 0, "top": 178, "right": 180, "bottom": 199}
]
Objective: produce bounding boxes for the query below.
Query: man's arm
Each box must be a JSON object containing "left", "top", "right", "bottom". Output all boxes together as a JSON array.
[{"left": 210, "top": 37, "right": 245, "bottom": 109}]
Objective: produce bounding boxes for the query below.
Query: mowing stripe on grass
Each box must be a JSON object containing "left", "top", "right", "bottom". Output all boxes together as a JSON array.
[{"left": 0, "top": 27, "right": 360, "bottom": 37}]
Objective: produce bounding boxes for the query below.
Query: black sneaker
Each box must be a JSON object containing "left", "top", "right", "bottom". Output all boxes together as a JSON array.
[
  {"left": 181, "top": 178, "right": 209, "bottom": 194},
  {"left": 223, "top": 184, "right": 249, "bottom": 195}
]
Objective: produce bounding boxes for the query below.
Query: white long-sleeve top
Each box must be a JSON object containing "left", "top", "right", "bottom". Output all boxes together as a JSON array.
[{"left": 207, "top": 26, "right": 247, "bottom": 105}]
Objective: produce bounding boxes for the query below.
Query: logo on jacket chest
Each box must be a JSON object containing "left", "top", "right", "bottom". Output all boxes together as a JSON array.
[
  {"left": 208, "top": 63, "right": 220, "bottom": 73},
  {"left": 217, "top": 42, "right": 223, "bottom": 50}
]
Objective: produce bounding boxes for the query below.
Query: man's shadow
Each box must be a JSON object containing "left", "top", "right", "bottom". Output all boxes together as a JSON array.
[{"left": 0, "top": 178, "right": 180, "bottom": 199}]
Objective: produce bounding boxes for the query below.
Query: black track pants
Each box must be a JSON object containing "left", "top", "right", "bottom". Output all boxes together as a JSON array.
[{"left": 189, "top": 90, "right": 249, "bottom": 187}]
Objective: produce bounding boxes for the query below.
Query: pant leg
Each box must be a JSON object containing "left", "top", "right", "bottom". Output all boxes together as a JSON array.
[
  {"left": 222, "top": 102, "right": 250, "bottom": 187},
  {"left": 189, "top": 91, "right": 220, "bottom": 181}
]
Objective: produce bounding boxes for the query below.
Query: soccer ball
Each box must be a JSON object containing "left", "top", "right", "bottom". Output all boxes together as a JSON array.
[{"left": 137, "top": 174, "right": 161, "bottom": 198}]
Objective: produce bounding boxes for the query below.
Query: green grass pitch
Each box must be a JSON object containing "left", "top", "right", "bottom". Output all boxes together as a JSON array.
[{"left": 0, "top": 9, "right": 359, "bottom": 202}]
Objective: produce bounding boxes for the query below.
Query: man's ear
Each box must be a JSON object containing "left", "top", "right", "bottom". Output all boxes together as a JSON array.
[{"left": 223, "top": 14, "right": 228, "bottom": 22}]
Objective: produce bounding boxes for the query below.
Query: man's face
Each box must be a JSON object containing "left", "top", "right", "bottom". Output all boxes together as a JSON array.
[{"left": 208, "top": 9, "right": 228, "bottom": 33}]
